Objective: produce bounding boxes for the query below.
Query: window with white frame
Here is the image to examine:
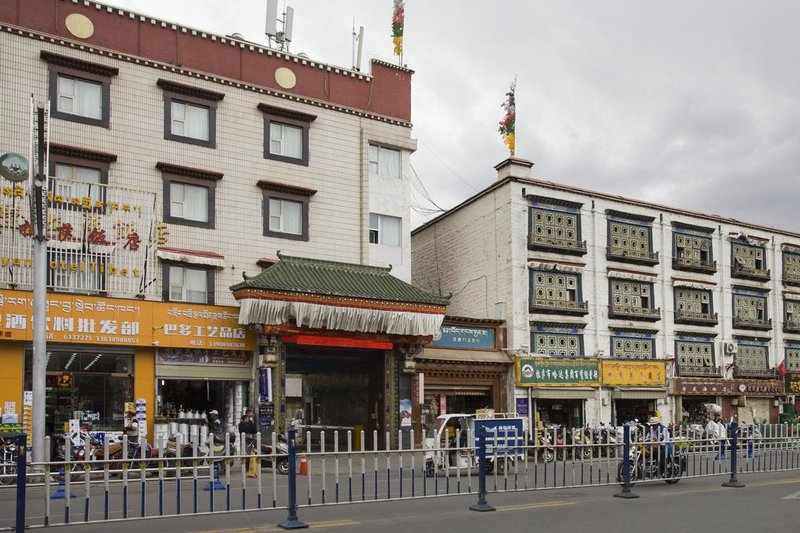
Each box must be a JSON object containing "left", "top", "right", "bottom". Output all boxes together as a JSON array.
[
  {"left": 269, "top": 122, "right": 303, "bottom": 159},
  {"left": 57, "top": 75, "right": 102, "bottom": 121},
  {"left": 268, "top": 198, "right": 303, "bottom": 235},
  {"left": 53, "top": 163, "right": 102, "bottom": 201},
  {"left": 167, "top": 265, "right": 210, "bottom": 304},
  {"left": 169, "top": 182, "right": 209, "bottom": 224},
  {"left": 170, "top": 100, "right": 210, "bottom": 142},
  {"left": 369, "top": 213, "right": 401, "bottom": 246},
  {"left": 369, "top": 144, "right": 401, "bottom": 179}
]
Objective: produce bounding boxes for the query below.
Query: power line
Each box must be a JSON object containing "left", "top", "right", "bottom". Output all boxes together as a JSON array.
[{"left": 417, "top": 137, "right": 480, "bottom": 193}]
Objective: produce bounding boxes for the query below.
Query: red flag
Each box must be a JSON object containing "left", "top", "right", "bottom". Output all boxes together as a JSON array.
[{"left": 778, "top": 359, "right": 787, "bottom": 377}]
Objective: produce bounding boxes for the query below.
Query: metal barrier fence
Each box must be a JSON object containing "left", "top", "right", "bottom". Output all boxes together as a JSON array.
[{"left": 3, "top": 422, "right": 800, "bottom": 530}]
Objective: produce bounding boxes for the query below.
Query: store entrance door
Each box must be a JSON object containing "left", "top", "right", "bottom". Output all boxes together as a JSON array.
[
  {"left": 537, "top": 399, "right": 583, "bottom": 428},
  {"left": 613, "top": 399, "right": 655, "bottom": 425}
]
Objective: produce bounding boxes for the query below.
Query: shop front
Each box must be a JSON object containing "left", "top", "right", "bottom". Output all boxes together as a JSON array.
[
  {"left": 0, "top": 288, "right": 256, "bottom": 445},
  {"left": 672, "top": 377, "right": 785, "bottom": 424},
  {"left": 515, "top": 356, "right": 600, "bottom": 430},
  {"left": 231, "top": 255, "right": 448, "bottom": 449},
  {"left": 601, "top": 359, "right": 667, "bottom": 425},
  {"left": 413, "top": 319, "right": 511, "bottom": 438}
]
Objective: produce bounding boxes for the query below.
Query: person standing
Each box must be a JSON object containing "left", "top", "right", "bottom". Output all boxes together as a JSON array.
[{"left": 705, "top": 412, "right": 727, "bottom": 459}]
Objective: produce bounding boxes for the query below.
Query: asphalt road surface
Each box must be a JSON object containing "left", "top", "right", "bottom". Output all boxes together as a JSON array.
[{"left": 5, "top": 469, "right": 799, "bottom": 533}]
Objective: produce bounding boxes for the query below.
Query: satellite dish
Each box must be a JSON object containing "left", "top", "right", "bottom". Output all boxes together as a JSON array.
[
  {"left": 297, "top": 52, "right": 309, "bottom": 59},
  {"left": 230, "top": 32, "right": 246, "bottom": 40},
  {"left": 265, "top": 0, "right": 278, "bottom": 37}
]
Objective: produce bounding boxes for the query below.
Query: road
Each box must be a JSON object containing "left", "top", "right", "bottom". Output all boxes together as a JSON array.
[{"left": 3, "top": 469, "right": 799, "bottom": 532}]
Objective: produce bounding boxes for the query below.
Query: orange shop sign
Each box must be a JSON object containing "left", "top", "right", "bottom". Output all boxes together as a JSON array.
[
  {"left": 601, "top": 360, "right": 667, "bottom": 387},
  {"left": 0, "top": 289, "right": 255, "bottom": 350}
]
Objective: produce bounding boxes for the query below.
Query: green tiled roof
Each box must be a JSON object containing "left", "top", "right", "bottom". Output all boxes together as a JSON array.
[{"left": 230, "top": 254, "right": 450, "bottom": 306}]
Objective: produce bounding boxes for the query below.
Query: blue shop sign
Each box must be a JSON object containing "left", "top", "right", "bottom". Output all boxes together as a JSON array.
[{"left": 430, "top": 324, "right": 495, "bottom": 349}]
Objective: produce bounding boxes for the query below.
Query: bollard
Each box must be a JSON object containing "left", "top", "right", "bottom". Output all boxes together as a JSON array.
[
  {"left": 469, "top": 427, "right": 495, "bottom": 512},
  {"left": 278, "top": 427, "right": 307, "bottom": 529},
  {"left": 722, "top": 420, "right": 745, "bottom": 488},
  {"left": 614, "top": 423, "right": 639, "bottom": 499},
  {"left": 15, "top": 433, "right": 26, "bottom": 533}
]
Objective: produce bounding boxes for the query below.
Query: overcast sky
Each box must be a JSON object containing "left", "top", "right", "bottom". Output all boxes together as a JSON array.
[{"left": 109, "top": 1, "right": 800, "bottom": 231}]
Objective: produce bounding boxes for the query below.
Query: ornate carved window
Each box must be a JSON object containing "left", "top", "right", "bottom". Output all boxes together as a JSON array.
[
  {"left": 732, "top": 292, "right": 771, "bottom": 330},
  {"left": 674, "top": 288, "right": 717, "bottom": 325},
  {"left": 731, "top": 242, "right": 770, "bottom": 281},
  {"left": 607, "top": 216, "right": 658, "bottom": 265},
  {"left": 784, "top": 300, "right": 800, "bottom": 333},
  {"left": 673, "top": 233, "right": 715, "bottom": 273},
  {"left": 528, "top": 202, "right": 586, "bottom": 255},
  {"left": 786, "top": 348, "right": 800, "bottom": 372},
  {"left": 611, "top": 336, "right": 655, "bottom": 359},
  {"left": 608, "top": 280, "right": 660, "bottom": 321},
  {"left": 531, "top": 332, "right": 583, "bottom": 356},
  {"left": 675, "top": 340, "right": 718, "bottom": 376},
  {"left": 783, "top": 251, "right": 800, "bottom": 285},
  {"left": 529, "top": 270, "right": 588, "bottom": 315},
  {"left": 734, "top": 342, "right": 771, "bottom": 378}
]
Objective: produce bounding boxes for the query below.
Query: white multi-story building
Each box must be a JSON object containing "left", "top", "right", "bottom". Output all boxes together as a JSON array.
[
  {"left": 0, "top": 0, "right": 446, "bottom": 447},
  {"left": 412, "top": 158, "right": 797, "bottom": 427}
]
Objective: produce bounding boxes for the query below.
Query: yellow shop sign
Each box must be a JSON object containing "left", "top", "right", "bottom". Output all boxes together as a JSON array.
[{"left": 601, "top": 360, "right": 666, "bottom": 387}]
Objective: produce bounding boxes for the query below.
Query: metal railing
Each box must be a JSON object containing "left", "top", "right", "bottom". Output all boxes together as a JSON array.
[{"left": 4, "top": 422, "right": 800, "bottom": 530}]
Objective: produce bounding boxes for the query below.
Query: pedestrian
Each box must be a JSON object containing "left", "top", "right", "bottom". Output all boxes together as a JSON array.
[{"left": 705, "top": 411, "right": 727, "bottom": 459}]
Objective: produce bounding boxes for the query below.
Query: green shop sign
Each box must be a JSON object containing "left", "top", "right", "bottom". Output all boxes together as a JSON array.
[{"left": 515, "top": 356, "right": 600, "bottom": 387}]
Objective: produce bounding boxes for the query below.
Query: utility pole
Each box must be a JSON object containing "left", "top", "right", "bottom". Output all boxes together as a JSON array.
[{"left": 30, "top": 101, "right": 48, "bottom": 463}]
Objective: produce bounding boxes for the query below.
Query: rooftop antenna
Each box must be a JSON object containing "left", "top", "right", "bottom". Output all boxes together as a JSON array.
[
  {"left": 265, "top": 0, "right": 295, "bottom": 52},
  {"left": 352, "top": 21, "right": 364, "bottom": 71}
]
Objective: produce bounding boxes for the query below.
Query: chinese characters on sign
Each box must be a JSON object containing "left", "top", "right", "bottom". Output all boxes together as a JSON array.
[
  {"left": 430, "top": 324, "right": 495, "bottom": 350},
  {"left": 515, "top": 357, "right": 601, "bottom": 387}
]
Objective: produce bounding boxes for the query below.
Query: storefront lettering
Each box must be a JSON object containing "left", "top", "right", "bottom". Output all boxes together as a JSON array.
[{"left": 163, "top": 323, "right": 246, "bottom": 339}]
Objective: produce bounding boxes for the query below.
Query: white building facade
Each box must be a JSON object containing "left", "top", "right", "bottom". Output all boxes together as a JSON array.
[{"left": 412, "top": 158, "right": 798, "bottom": 427}]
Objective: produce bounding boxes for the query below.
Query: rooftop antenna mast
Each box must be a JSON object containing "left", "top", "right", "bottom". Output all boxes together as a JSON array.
[
  {"left": 265, "top": 0, "right": 295, "bottom": 53},
  {"left": 352, "top": 20, "right": 364, "bottom": 72}
]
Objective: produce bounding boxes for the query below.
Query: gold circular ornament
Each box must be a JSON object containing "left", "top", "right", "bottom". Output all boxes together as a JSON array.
[
  {"left": 275, "top": 67, "right": 297, "bottom": 89},
  {"left": 65, "top": 13, "right": 95, "bottom": 40}
]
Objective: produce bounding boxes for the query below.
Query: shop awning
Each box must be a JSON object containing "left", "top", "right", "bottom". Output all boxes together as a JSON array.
[
  {"left": 425, "top": 384, "right": 492, "bottom": 396},
  {"left": 230, "top": 253, "right": 449, "bottom": 337},
  {"left": 156, "top": 364, "right": 251, "bottom": 381},
  {"left": 416, "top": 348, "right": 512, "bottom": 364},
  {"left": 530, "top": 388, "right": 597, "bottom": 400},
  {"left": 611, "top": 388, "right": 667, "bottom": 400}
]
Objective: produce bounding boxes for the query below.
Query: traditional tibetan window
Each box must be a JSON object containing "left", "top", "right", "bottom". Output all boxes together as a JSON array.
[
  {"left": 675, "top": 337, "right": 718, "bottom": 376},
  {"left": 530, "top": 325, "right": 583, "bottom": 356},
  {"left": 784, "top": 299, "right": 800, "bottom": 333},
  {"left": 158, "top": 79, "right": 224, "bottom": 149},
  {"left": 42, "top": 51, "right": 119, "bottom": 128},
  {"left": 529, "top": 269, "right": 588, "bottom": 315},
  {"left": 785, "top": 346, "right": 800, "bottom": 372},
  {"left": 608, "top": 280, "right": 660, "bottom": 321},
  {"left": 731, "top": 240, "right": 770, "bottom": 281},
  {"left": 782, "top": 247, "right": 800, "bottom": 286},
  {"left": 732, "top": 288, "right": 771, "bottom": 331},
  {"left": 258, "top": 180, "right": 316, "bottom": 242},
  {"left": 606, "top": 210, "right": 658, "bottom": 266},
  {"left": 259, "top": 104, "right": 317, "bottom": 166},
  {"left": 611, "top": 332, "right": 655, "bottom": 359},
  {"left": 672, "top": 222, "right": 715, "bottom": 273},
  {"left": 157, "top": 162, "right": 223, "bottom": 229},
  {"left": 674, "top": 288, "right": 717, "bottom": 326},
  {"left": 527, "top": 196, "right": 586, "bottom": 255},
  {"left": 734, "top": 339, "right": 771, "bottom": 378}
]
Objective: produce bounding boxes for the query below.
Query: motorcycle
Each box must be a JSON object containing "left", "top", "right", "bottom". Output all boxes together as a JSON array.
[
  {"left": 616, "top": 427, "right": 686, "bottom": 485},
  {"left": 572, "top": 426, "right": 594, "bottom": 460},
  {"left": 527, "top": 428, "right": 555, "bottom": 463},
  {"left": 0, "top": 436, "right": 18, "bottom": 485},
  {"left": 593, "top": 423, "right": 617, "bottom": 458},
  {"left": 244, "top": 434, "right": 290, "bottom": 475}
]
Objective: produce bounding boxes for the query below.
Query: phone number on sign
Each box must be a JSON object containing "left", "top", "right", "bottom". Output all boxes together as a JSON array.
[{"left": 58, "top": 333, "right": 138, "bottom": 344}]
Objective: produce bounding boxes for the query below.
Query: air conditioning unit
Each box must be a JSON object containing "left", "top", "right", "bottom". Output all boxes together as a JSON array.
[{"left": 723, "top": 342, "right": 738, "bottom": 355}]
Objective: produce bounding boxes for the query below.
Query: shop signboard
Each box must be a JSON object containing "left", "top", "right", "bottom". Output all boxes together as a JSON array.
[
  {"left": 515, "top": 356, "right": 600, "bottom": 387},
  {"left": 430, "top": 324, "right": 495, "bottom": 350},
  {"left": 673, "top": 377, "right": 785, "bottom": 396},
  {"left": 786, "top": 373, "right": 800, "bottom": 395},
  {"left": 601, "top": 360, "right": 666, "bottom": 387},
  {"left": 157, "top": 350, "right": 251, "bottom": 366},
  {"left": 0, "top": 288, "right": 255, "bottom": 349}
]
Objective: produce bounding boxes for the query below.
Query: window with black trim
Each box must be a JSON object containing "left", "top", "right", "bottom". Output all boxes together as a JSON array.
[
  {"left": 369, "top": 213, "right": 401, "bottom": 246},
  {"left": 783, "top": 249, "right": 800, "bottom": 285},
  {"left": 528, "top": 197, "right": 586, "bottom": 255},
  {"left": 611, "top": 335, "right": 655, "bottom": 359},
  {"left": 674, "top": 288, "right": 717, "bottom": 325},
  {"left": 531, "top": 331, "right": 583, "bottom": 356},
  {"left": 258, "top": 180, "right": 316, "bottom": 242},
  {"left": 608, "top": 280, "right": 660, "bottom": 321},
  {"left": 732, "top": 291, "right": 771, "bottom": 330},
  {"left": 162, "top": 263, "right": 214, "bottom": 304},
  {"left": 529, "top": 270, "right": 588, "bottom": 315},
  {"left": 259, "top": 104, "right": 316, "bottom": 166},
  {"left": 42, "top": 51, "right": 118, "bottom": 128},
  {"left": 784, "top": 300, "right": 800, "bottom": 333},
  {"left": 673, "top": 229, "right": 715, "bottom": 273},
  {"left": 786, "top": 347, "right": 800, "bottom": 372},
  {"left": 731, "top": 241, "right": 770, "bottom": 281},
  {"left": 48, "top": 144, "right": 115, "bottom": 204},
  {"left": 675, "top": 340, "right": 718, "bottom": 376},
  {"left": 158, "top": 79, "right": 224, "bottom": 149},
  {"left": 369, "top": 144, "right": 401, "bottom": 179},
  {"left": 157, "top": 162, "right": 222, "bottom": 229},
  {"left": 734, "top": 342, "right": 771, "bottom": 378}
]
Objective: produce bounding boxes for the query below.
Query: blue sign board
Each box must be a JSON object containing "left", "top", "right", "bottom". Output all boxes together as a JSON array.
[
  {"left": 474, "top": 418, "right": 524, "bottom": 455},
  {"left": 430, "top": 324, "right": 495, "bottom": 350}
]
